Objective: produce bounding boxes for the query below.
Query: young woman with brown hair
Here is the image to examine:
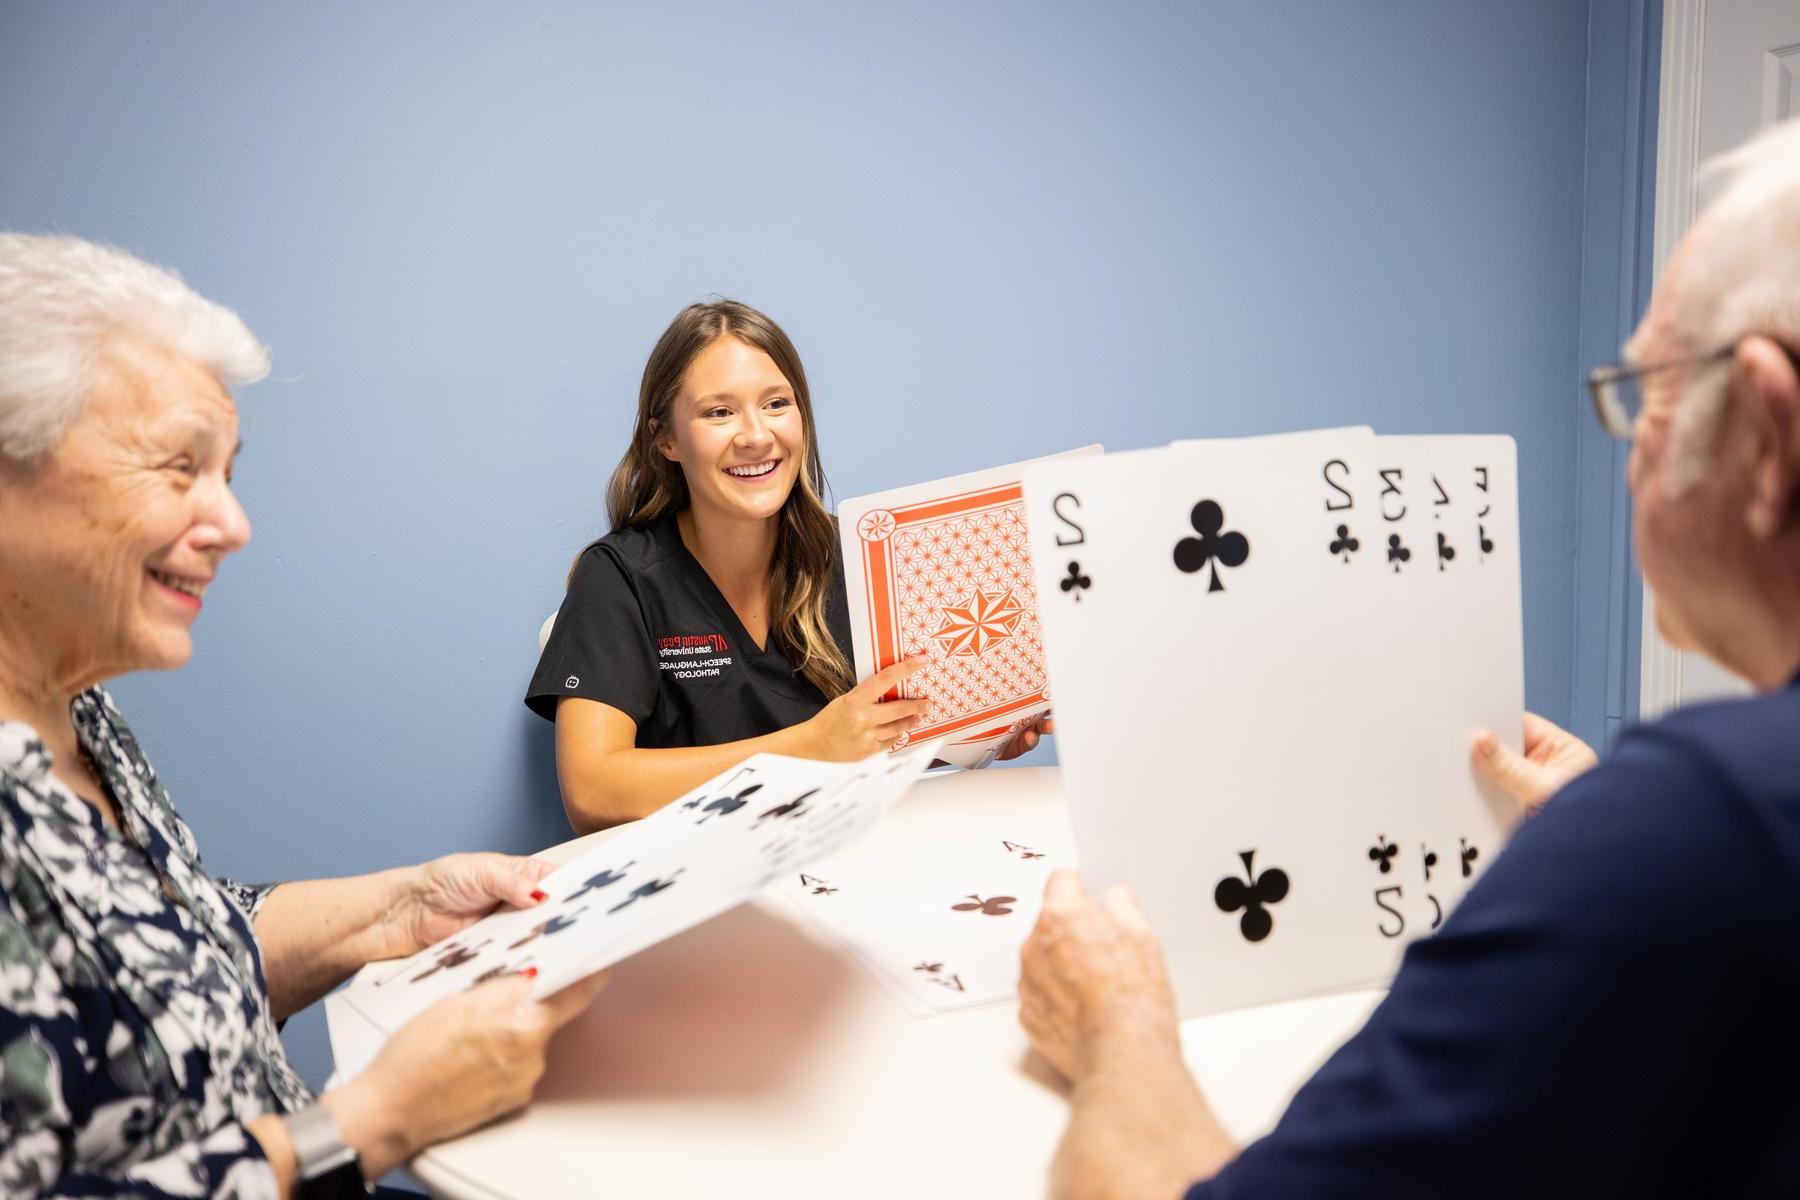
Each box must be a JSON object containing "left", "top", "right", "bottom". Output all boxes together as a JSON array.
[{"left": 525, "top": 300, "right": 931, "bottom": 830}]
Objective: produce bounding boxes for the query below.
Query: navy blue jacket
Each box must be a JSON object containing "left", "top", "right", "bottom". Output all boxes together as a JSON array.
[{"left": 1190, "top": 674, "right": 1800, "bottom": 1198}]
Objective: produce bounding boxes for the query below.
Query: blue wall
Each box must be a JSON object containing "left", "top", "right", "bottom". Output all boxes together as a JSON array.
[
  {"left": 1572, "top": 0, "right": 1660, "bottom": 753},
  {"left": 0, "top": 2, "right": 1650, "bottom": 1088}
]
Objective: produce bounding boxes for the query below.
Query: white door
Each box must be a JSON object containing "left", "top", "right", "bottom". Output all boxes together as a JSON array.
[{"left": 1641, "top": 0, "right": 1800, "bottom": 717}]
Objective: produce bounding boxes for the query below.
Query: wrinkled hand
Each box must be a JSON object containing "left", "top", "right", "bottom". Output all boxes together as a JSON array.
[
  {"left": 1019, "top": 870, "right": 1181, "bottom": 1082},
  {"left": 397, "top": 853, "right": 555, "bottom": 955},
  {"left": 331, "top": 969, "right": 610, "bottom": 1174},
  {"left": 1472, "top": 712, "right": 1598, "bottom": 813},
  {"left": 803, "top": 655, "right": 930, "bottom": 760},
  {"left": 996, "top": 715, "right": 1055, "bottom": 762}
]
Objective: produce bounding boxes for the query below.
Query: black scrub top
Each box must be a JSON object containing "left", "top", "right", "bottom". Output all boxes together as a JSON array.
[{"left": 525, "top": 511, "right": 854, "bottom": 748}]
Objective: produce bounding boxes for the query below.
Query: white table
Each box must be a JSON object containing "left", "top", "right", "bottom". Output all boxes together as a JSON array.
[{"left": 340, "top": 766, "right": 1382, "bottom": 1200}]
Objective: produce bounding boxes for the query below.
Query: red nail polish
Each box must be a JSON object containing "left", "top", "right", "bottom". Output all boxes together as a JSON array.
[
  {"left": 522, "top": 966, "right": 539, "bottom": 980},
  {"left": 530, "top": 889, "right": 548, "bottom": 903}
]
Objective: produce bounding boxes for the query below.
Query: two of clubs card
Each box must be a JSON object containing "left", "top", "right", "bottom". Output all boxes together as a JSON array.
[
  {"left": 328, "top": 739, "right": 945, "bottom": 1067},
  {"left": 1022, "top": 427, "right": 1523, "bottom": 1017},
  {"left": 838, "top": 446, "right": 1101, "bottom": 769}
]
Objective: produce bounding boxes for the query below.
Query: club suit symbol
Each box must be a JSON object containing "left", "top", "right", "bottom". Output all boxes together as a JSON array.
[
  {"left": 1479, "top": 524, "right": 1495, "bottom": 558},
  {"left": 690, "top": 785, "right": 761, "bottom": 822},
  {"left": 1421, "top": 846, "right": 1443, "bottom": 930},
  {"left": 607, "top": 870, "right": 685, "bottom": 914},
  {"left": 1215, "top": 850, "right": 1289, "bottom": 943},
  {"left": 756, "top": 788, "right": 818, "bottom": 825},
  {"left": 951, "top": 894, "right": 1018, "bottom": 916},
  {"left": 1460, "top": 839, "right": 1481, "bottom": 878},
  {"left": 1386, "top": 533, "right": 1412, "bottom": 572},
  {"left": 1061, "top": 560, "right": 1093, "bottom": 600},
  {"left": 409, "top": 940, "right": 488, "bottom": 984},
  {"left": 1329, "top": 524, "right": 1360, "bottom": 563},
  {"left": 564, "top": 862, "right": 634, "bottom": 903},
  {"left": 1173, "top": 500, "right": 1251, "bottom": 593},
  {"left": 508, "top": 907, "right": 588, "bottom": 950},
  {"left": 1368, "top": 835, "right": 1399, "bottom": 874},
  {"left": 1436, "top": 531, "right": 1457, "bottom": 571},
  {"left": 683, "top": 767, "right": 763, "bottom": 823}
]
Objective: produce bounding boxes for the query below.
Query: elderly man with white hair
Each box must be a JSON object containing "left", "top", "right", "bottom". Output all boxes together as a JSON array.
[
  {"left": 0, "top": 235, "right": 609, "bottom": 1199},
  {"left": 1019, "top": 118, "right": 1800, "bottom": 1199}
]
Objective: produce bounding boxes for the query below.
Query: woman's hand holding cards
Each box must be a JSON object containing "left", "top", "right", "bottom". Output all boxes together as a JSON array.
[
  {"left": 320, "top": 969, "right": 612, "bottom": 1178},
  {"left": 800, "top": 654, "right": 930, "bottom": 759},
  {"left": 997, "top": 715, "right": 1055, "bottom": 761},
  {"left": 385, "top": 852, "right": 557, "bottom": 958}
]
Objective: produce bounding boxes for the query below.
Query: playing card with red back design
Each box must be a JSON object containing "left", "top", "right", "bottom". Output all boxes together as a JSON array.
[{"left": 838, "top": 447, "right": 1101, "bottom": 768}]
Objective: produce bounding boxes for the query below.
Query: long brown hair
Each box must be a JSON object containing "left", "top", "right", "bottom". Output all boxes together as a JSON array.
[{"left": 605, "top": 300, "right": 853, "bottom": 699}]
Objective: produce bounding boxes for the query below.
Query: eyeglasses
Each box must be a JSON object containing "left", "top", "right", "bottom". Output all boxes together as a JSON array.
[
  {"left": 1586, "top": 345, "right": 1736, "bottom": 440},
  {"left": 1588, "top": 340, "right": 1800, "bottom": 440}
]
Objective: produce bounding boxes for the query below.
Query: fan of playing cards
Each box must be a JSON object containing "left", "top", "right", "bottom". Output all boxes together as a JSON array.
[
  {"left": 1022, "top": 428, "right": 1525, "bottom": 1017},
  {"left": 327, "top": 739, "right": 945, "bottom": 1076},
  {"left": 819, "top": 430, "right": 1521, "bottom": 1019}
]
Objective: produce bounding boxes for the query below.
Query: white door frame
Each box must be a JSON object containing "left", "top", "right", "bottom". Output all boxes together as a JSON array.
[{"left": 1639, "top": 0, "right": 1706, "bottom": 720}]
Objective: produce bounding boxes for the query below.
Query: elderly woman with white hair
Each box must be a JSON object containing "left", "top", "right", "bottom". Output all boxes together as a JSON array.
[
  {"left": 1014, "top": 119, "right": 1800, "bottom": 1198},
  {"left": 0, "top": 234, "right": 609, "bottom": 1199}
]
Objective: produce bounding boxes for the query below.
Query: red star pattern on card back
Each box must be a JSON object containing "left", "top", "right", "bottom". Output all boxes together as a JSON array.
[
  {"left": 888, "top": 504, "right": 1047, "bottom": 729},
  {"left": 931, "top": 588, "right": 1026, "bottom": 657}
]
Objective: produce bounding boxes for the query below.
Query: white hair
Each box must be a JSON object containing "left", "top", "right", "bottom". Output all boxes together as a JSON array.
[
  {"left": 0, "top": 234, "right": 269, "bottom": 464},
  {"left": 1655, "top": 119, "right": 1800, "bottom": 489},
  {"left": 1685, "top": 119, "right": 1800, "bottom": 349}
]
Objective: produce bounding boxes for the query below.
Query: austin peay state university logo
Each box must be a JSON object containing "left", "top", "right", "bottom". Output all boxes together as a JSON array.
[
  {"left": 657, "top": 632, "right": 735, "bottom": 682},
  {"left": 658, "top": 633, "right": 729, "bottom": 654}
]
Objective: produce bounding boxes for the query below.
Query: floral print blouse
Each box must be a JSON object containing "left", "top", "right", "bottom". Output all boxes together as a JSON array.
[{"left": 0, "top": 687, "right": 311, "bottom": 1198}]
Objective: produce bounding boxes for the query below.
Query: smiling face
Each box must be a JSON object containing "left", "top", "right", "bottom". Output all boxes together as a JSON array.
[
  {"left": 0, "top": 330, "right": 251, "bottom": 688},
  {"left": 657, "top": 335, "right": 804, "bottom": 529}
]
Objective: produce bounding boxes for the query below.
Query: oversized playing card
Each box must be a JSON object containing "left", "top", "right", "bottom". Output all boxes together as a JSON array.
[
  {"left": 838, "top": 447, "right": 1100, "bottom": 768},
  {"left": 1025, "top": 430, "right": 1442, "bottom": 1016},
  {"left": 1026, "top": 430, "right": 1525, "bottom": 1016},
  {"left": 776, "top": 816, "right": 1076, "bottom": 1014},
  {"left": 1172, "top": 431, "right": 1519, "bottom": 936},
  {"left": 328, "top": 740, "right": 944, "bottom": 1079},
  {"left": 1411, "top": 434, "right": 1524, "bottom": 914}
]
